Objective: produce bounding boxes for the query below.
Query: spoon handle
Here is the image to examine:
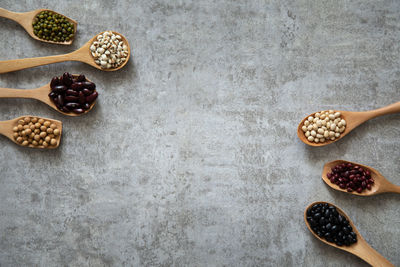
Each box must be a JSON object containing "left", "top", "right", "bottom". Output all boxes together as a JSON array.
[
  {"left": 0, "top": 87, "right": 42, "bottom": 99},
  {"left": 0, "top": 53, "right": 78, "bottom": 74},
  {"left": 353, "top": 240, "right": 395, "bottom": 267},
  {"left": 0, "top": 8, "right": 25, "bottom": 23},
  {"left": 366, "top": 101, "right": 400, "bottom": 119}
]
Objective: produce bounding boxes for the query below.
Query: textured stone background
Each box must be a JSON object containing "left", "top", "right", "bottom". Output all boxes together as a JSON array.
[{"left": 0, "top": 0, "right": 399, "bottom": 266}]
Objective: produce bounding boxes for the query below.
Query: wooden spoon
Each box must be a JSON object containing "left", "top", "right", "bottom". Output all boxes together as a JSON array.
[
  {"left": 0, "top": 8, "right": 77, "bottom": 45},
  {"left": 0, "top": 116, "right": 62, "bottom": 149},
  {"left": 0, "top": 31, "right": 131, "bottom": 73},
  {"left": 297, "top": 102, "right": 400, "bottom": 146},
  {"left": 0, "top": 75, "right": 96, "bottom": 116},
  {"left": 322, "top": 160, "right": 400, "bottom": 196},
  {"left": 304, "top": 201, "right": 395, "bottom": 267}
]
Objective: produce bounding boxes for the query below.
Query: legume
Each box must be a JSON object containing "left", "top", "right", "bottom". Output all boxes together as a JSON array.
[
  {"left": 306, "top": 203, "right": 357, "bottom": 246},
  {"left": 302, "top": 110, "right": 346, "bottom": 143},
  {"left": 13, "top": 117, "right": 60, "bottom": 148},
  {"left": 327, "top": 162, "right": 374, "bottom": 193},
  {"left": 32, "top": 10, "right": 75, "bottom": 42}
]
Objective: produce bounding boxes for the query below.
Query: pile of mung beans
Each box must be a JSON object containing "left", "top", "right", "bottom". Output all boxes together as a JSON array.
[
  {"left": 13, "top": 117, "right": 60, "bottom": 147},
  {"left": 32, "top": 10, "right": 74, "bottom": 42}
]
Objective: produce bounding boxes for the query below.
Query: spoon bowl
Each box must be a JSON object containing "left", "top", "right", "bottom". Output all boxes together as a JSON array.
[
  {"left": 322, "top": 160, "right": 400, "bottom": 196},
  {"left": 0, "top": 116, "right": 62, "bottom": 149},
  {"left": 0, "top": 8, "right": 77, "bottom": 45},
  {"left": 0, "top": 31, "right": 130, "bottom": 73},
  {"left": 0, "top": 74, "right": 97, "bottom": 116},
  {"left": 304, "top": 201, "right": 394, "bottom": 267},
  {"left": 298, "top": 102, "right": 400, "bottom": 146}
]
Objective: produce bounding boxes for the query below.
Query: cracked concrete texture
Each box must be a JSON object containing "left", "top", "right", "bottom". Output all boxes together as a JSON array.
[{"left": 0, "top": 0, "right": 399, "bottom": 266}]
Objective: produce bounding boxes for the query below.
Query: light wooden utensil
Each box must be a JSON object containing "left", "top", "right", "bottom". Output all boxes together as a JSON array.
[
  {"left": 0, "top": 8, "right": 77, "bottom": 45},
  {"left": 0, "top": 75, "right": 96, "bottom": 116},
  {"left": 0, "top": 31, "right": 130, "bottom": 73},
  {"left": 297, "top": 101, "right": 400, "bottom": 146},
  {"left": 322, "top": 160, "right": 400, "bottom": 196},
  {"left": 305, "top": 201, "right": 395, "bottom": 267},
  {"left": 0, "top": 116, "right": 62, "bottom": 149}
]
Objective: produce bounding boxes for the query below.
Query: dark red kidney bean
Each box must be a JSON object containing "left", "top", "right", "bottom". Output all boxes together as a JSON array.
[
  {"left": 57, "top": 95, "right": 64, "bottom": 106},
  {"left": 50, "top": 77, "right": 60, "bottom": 89},
  {"left": 79, "top": 91, "right": 85, "bottom": 104},
  {"left": 66, "top": 89, "right": 79, "bottom": 96},
  {"left": 65, "top": 95, "right": 79, "bottom": 102},
  {"left": 83, "top": 103, "right": 90, "bottom": 110},
  {"left": 86, "top": 91, "right": 98, "bottom": 104},
  {"left": 52, "top": 85, "right": 67, "bottom": 94},
  {"left": 71, "top": 82, "right": 84, "bottom": 91},
  {"left": 76, "top": 74, "right": 86, "bottom": 82},
  {"left": 48, "top": 91, "right": 56, "bottom": 98},
  {"left": 83, "top": 81, "right": 95, "bottom": 90},
  {"left": 62, "top": 72, "right": 73, "bottom": 86},
  {"left": 73, "top": 108, "right": 84, "bottom": 114},
  {"left": 65, "top": 102, "right": 80, "bottom": 109},
  {"left": 61, "top": 107, "right": 71, "bottom": 112},
  {"left": 82, "top": 88, "right": 92, "bottom": 96}
]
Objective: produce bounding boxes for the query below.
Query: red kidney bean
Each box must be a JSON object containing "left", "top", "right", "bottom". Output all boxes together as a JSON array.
[
  {"left": 72, "top": 108, "right": 84, "bottom": 114},
  {"left": 79, "top": 91, "right": 85, "bottom": 104},
  {"left": 53, "top": 85, "right": 67, "bottom": 94},
  {"left": 71, "top": 82, "right": 84, "bottom": 91},
  {"left": 63, "top": 72, "right": 73, "bottom": 86},
  {"left": 83, "top": 81, "right": 96, "bottom": 90},
  {"left": 86, "top": 91, "right": 98, "bottom": 104},
  {"left": 82, "top": 88, "right": 92, "bottom": 96},
  {"left": 65, "top": 102, "right": 80, "bottom": 109},
  {"left": 48, "top": 91, "right": 56, "bottom": 98},
  {"left": 57, "top": 95, "right": 64, "bottom": 106},
  {"left": 65, "top": 95, "right": 79, "bottom": 102},
  {"left": 66, "top": 89, "right": 79, "bottom": 96},
  {"left": 76, "top": 74, "right": 86, "bottom": 82},
  {"left": 50, "top": 77, "right": 60, "bottom": 89},
  {"left": 83, "top": 103, "right": 90, "bottom": 109}
]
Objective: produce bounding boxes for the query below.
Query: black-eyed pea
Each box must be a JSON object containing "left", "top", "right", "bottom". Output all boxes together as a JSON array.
[
  {"left": 22, "top": 140, "right": 29, "bottom": 146},
  {"left": 35, "top": 123, "right": 41, "bottom": 129},
  {"left": 34, "top": 135, "right": 41, "bottom": 141},
  {"left": 50, "top": 124, "right": 57, "bottom": 129},
  {"left": 40, "top": 125, "right": 47, "bottom": 131},
  {"left": 31, "top": 117, "right": 38, "bottom": 123},
  {"left": 32, "top": 140, "right": 38, "bottom": 146},
  {"left": 34, "top": 129, "right": 40, "bottom": 134},
  {"left": 53, "top": 129, "right": 60, "bottom": 136},
  {"left": 17, "top": 125, "right": 23, "bottom": 131},
  {"left": 43, "top": 141, "right": 48, "bottom": 147},
  {"left": 50, "top": 138, "right": 57, "bottom": 146},
  {"left": 25, "top": 128, "right": 32, "bottom": 135},
  {"left": 18, "top": 119, "right": 25, "bottom": 125},
  {"left": 16, "top": 137, "right": 23, "bottom": 143},
  {"left": 45, "top": 136, "right": 51, "bottom": 143},
  {"left": 23, "top": 125, "right": 29, "bottom": 130},
  {"left": 39, "top": 132, "right": 47, "bottom": 138},
  {"left": 44, "top": 121, "right": 51, "bottom": 127},
  {"left": 13, "top": 126, "right": 18, "bottom": 132},
  {"left": 38, "top": 119, "right": 44, "bottom": 124},
  {"left": 30, "top": 125, "right": 36, "bottom": 131},
  {"left": 47, "top": 128, "right": 53, "bottom": 134},
  {"left": 24, "top": 117, "right": 31, "bottom": 123},
  {"left": 39, "top": 139, "right": 43, "bottom": 145}
]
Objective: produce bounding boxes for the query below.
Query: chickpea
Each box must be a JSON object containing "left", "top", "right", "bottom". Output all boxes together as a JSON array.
[
  {"left": 21, "top": 130, "right": 26, "bottom": 136},
  {"left": 28, "top": 138, "right": 33, "bottom": 143},
  {"left": 17, "top": 125, "right": 23, "bottom": 131},
  {"left": 34, "top": 135, "right": 41, "bottom": 141},
  {"left": 35, "top": 123, "right": 41, "bottom": 129},
  {"left": 44, "top": 121, "right": 51, "bottom": 127},
  {"left": 38, "top": 119, "right": 44, "bottom": 124},
  {"left": 22, "top": 140, "right": 29, "bottom": 146},
  {"left": 22, "top": 136, "right": 28, "bottom": 141},
  {"left": 16, "top": 137, "right": 23, "bottom": 143},
  {"left": 50, "top": 138, "right": 57, "bottom": 146},
  {"left": 18, "top": 120, "right": 25, "bottom": 125},
  {"left": 49, "top": 134, "right": 55, "bottom": 138},
  {"left": 25, "top": 128, "right": 32, "bottom": 135},
  {"left": 32, "top": 140, "right": 38, "bottom": 146},
  {"left": 39, "top": 139, "right": 43, "bottom": 145},
  {"left": 23, "top": 125, "right": 29, "bottom": 130},
  {"left": 45, "top": 136, "right": 51, "bottom": 143},
  {"left": 30, "top": 125, "right": 36, "bottom": 130},
  {"left": 30, "top": 132, "right": 35, "bottom": 138},
  {"left": 53, "top": 129, "right": 60, "bottom": 136},
  {"left": 31, "top": 117, "right": 38, "bottom": 123},
  {"left": 43, "top": 141, "right": 48, "bottom": 147},
  {"left": 34, "top": 129, "right": 40, "bottom": 134},
  {"left": 39, "top": 132, "right": 47, "bottom": 138},
  {"left": 40, "top": 126, "right": 47, "bottom": 131},
  {"left": 13, "top": 126, "right": 18, "bottom": 132},
  {"left": 24, "top": 117, "right": 31, "bottom": 123},
  {"left": 13, "top": 132, "right": 19, "bottom": 138},
  {"left": 47, "top": 128, "right": 53, "bottom": 134},
  {"left": 50, "top": 123, "right": 57, "bottom": 129}
]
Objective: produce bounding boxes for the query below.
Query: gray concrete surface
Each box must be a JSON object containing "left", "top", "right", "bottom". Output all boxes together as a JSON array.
[{"left": 0, "top": 0, "right": 399, "bottom": 266}]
